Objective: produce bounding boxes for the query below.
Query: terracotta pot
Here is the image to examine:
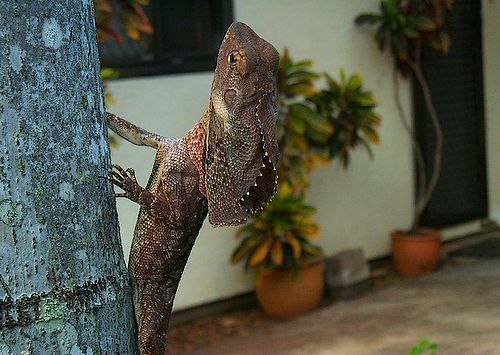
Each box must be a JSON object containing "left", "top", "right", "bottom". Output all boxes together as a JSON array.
[
  {"left": 255, "top": 260, "right": 324, "bottom": 319},
  {"left": 391, "top": 228, "right": 442, "bottom": 277}
]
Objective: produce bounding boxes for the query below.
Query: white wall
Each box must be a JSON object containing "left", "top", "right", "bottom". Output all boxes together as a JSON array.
[{"left": 108, "top": 0, "right": 497, "bottom": 311}]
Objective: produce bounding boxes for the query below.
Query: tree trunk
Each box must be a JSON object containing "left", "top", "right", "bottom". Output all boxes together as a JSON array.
[{"left": 0, "top": 1, "right": 137, "bottom": 353}]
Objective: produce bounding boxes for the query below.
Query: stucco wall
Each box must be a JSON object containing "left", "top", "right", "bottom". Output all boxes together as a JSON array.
[{"left": 107, "top": 0, "right": 497, "bottom": 311}]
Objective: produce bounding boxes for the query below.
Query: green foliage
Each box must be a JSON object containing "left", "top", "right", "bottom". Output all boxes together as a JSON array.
[
  {"left": 100, "top": 67, "right": 120, "bottom": 80},
  {"left": 95, "top": 0, "right": 152, "bottom": 45},
  {"left": 232, "top": 51, "right": 381, "bottom": 277},
  {"left": 277, "top": 51, "right": 331, "bottom": 190},
  {"left": 408, "top": 339, "right": 439, "bottom": 355},
  {"left": 277, "top": 50, "right": 380, "bottom": 190},
  {"left": 231, "top": 181, "right": 322, "bottom": 276},
  {"left": 355, "top": 0, "right": 452, "bottom": 75},
  {"left": 312, "top": 69, "right": 381, "bottom": 168}
]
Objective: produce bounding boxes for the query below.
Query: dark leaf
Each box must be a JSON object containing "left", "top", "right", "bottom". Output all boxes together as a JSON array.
[
  {"left": 409, "top": 15, "right": 437, "bottom": 31},
  {"left": 375, "top": 24, "right": 388, "bottom": 50},
  {"left": 402, "top": 26, "right": 419, "bottom": 38},
  {"left": 355, "top": 13, "right": 384, "bottom": 25}
]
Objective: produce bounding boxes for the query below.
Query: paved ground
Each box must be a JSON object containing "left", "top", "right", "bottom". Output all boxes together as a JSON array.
[{"left": 188, "top": 257, "right": 500, "bottom": 355}]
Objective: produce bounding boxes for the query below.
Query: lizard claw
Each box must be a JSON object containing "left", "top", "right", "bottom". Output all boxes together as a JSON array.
[
  {"left": 111, "top": 164, "right": 127, "bottom": 176},
  {"left": 126, "top": 168, "right": 137, "bottom": 182}
]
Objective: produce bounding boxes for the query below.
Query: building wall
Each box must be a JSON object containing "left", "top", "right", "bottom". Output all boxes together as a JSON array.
[{"left": 107, "top": 0, "right": 498, "bottom": 311}]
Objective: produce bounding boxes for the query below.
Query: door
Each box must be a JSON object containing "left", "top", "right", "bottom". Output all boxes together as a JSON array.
[{"left": 413, "top": 0, "right": 488, "bottom": 228}]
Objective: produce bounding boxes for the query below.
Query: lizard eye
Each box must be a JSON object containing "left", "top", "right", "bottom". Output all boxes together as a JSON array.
[{"left": 228, "top": 51, "right": 239, "bottom": 67}]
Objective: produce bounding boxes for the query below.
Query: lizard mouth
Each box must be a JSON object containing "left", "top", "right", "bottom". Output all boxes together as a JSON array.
[{"left": 243, "top": 88, "right": 264, "bottom": 103}]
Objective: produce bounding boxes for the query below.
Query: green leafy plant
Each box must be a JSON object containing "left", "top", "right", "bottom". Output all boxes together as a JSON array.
[
  {"left": 355, "top": 0, "right": 452, "bottom": 231},
  {"left": 312, "top": 70, "right": 381, "bottom": 168},
  {"left": 95, "top": 0, "right": 152, "bottom": 45},
  {"left": 231, "top": 51, "right": 381, "bottom": 277},
  {"left": 408, "top": 339, "right": 439, "bottom": 355},
  {"left": 355, "top": 0, "right": 452, "bottom": 76},
  {"left": 277, "top": 50, "right": 381, "bottom": 191},
  {"left": 231, "top": 181, "right": 322, "bottom": 276}
]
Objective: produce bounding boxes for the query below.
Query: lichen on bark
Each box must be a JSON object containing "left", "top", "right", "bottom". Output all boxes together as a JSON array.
[{"left": 0, "top": 1, "right": 137, "bottom": 353}]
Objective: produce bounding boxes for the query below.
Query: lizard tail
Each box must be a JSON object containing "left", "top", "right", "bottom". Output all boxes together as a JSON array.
[{"left": 133, "top": 278, "right": 178, "bottom": 354}]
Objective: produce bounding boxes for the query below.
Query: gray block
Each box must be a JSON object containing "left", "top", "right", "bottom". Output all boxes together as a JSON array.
[{"left": 324, "top": 249, "right": 370, "bottom": 289}]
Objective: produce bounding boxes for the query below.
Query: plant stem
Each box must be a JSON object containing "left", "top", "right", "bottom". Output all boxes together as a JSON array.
[
  {"left": 392, "top": 68, "right": 427, "bottom": 231},
  {"left": 407, "top": 58, "right": 444, "bottom": 227}
]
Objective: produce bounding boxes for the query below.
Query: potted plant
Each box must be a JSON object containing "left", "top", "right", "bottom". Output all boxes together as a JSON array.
[
  {"left": 355, "top": 0, "right": 453, "bottom": 276},
  {"left": 231, "top": 51, "right": 381, "bottom": 318}
]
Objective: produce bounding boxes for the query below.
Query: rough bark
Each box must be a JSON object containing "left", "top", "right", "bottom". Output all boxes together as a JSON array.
[{"left": 0, "top": 1, "right": 137, "bottom": 353}]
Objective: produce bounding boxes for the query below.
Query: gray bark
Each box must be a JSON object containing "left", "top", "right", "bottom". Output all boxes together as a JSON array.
[{"left": 0, "top": 1, "right": 137, "bottom": 354}]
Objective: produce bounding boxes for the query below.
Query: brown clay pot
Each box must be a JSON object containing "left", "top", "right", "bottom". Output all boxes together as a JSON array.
[
  {"left": 391, "top": 228, "right": 442, "bottom": 277},
  {"left": 255, "top": 260, "right": 324, "bottom": 319}
]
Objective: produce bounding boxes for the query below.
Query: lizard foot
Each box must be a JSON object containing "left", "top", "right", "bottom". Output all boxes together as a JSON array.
[{"left": 107, "top": 164, "right": 144, "bottom": 203}]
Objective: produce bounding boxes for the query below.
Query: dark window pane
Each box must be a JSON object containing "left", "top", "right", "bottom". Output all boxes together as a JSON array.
[{"left": 98, "top": 0, "right": 233, "bottom": 77}]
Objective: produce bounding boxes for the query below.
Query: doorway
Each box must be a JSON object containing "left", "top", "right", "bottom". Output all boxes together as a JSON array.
[{"left": 413, "top": 0, "right": 488, "bottom": 227}]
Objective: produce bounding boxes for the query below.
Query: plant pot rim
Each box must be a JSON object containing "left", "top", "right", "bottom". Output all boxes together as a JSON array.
[
  {"left": 391, "top": 227, "right": 441, "bottom": 241},
  {"left": 264, "top": 258, "right": 324, "bottom": 275}
]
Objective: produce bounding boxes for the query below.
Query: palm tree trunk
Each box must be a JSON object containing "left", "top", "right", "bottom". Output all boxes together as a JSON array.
[{"left": 0, "top": 1, "right": 137, "bottom": 353}]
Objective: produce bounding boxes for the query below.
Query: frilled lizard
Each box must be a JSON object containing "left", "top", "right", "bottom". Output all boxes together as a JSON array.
[{"left": 105, "top": 22, "right": 279, "bottom": 354}]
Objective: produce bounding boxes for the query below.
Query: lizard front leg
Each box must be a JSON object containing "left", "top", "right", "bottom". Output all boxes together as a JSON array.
[
  {"left": 106, "top": 112, "right": 164, "bottom": 149},
  {"left": 107, "top": 164, "right": 181, "bottom": 229}
]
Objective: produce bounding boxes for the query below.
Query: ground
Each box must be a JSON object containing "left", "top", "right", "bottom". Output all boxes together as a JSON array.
[
  {"left": 169, "top": 232, "right": 500, "bottom": 355},
  {"left": 168, "top": 260, "right": 404, "bottom": 353}
]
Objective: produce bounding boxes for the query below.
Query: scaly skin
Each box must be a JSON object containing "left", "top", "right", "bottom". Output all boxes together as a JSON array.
[{"left": 105, "top": 22, "right": 279, "bottom": 354}]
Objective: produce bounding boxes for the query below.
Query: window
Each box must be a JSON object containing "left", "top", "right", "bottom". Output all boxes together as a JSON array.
[{"left": 98, "top": 0, "right": 233, "bottom": 78}]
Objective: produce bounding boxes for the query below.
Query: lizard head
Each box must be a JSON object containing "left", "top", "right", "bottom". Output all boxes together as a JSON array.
[{"left": 205, "top": 22, "right": 280, "bottom": 227}]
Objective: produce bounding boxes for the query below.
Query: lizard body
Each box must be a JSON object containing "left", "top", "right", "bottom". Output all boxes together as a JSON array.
[{"left": 106, "top": 22, "right": 279, "bottom": 354}]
